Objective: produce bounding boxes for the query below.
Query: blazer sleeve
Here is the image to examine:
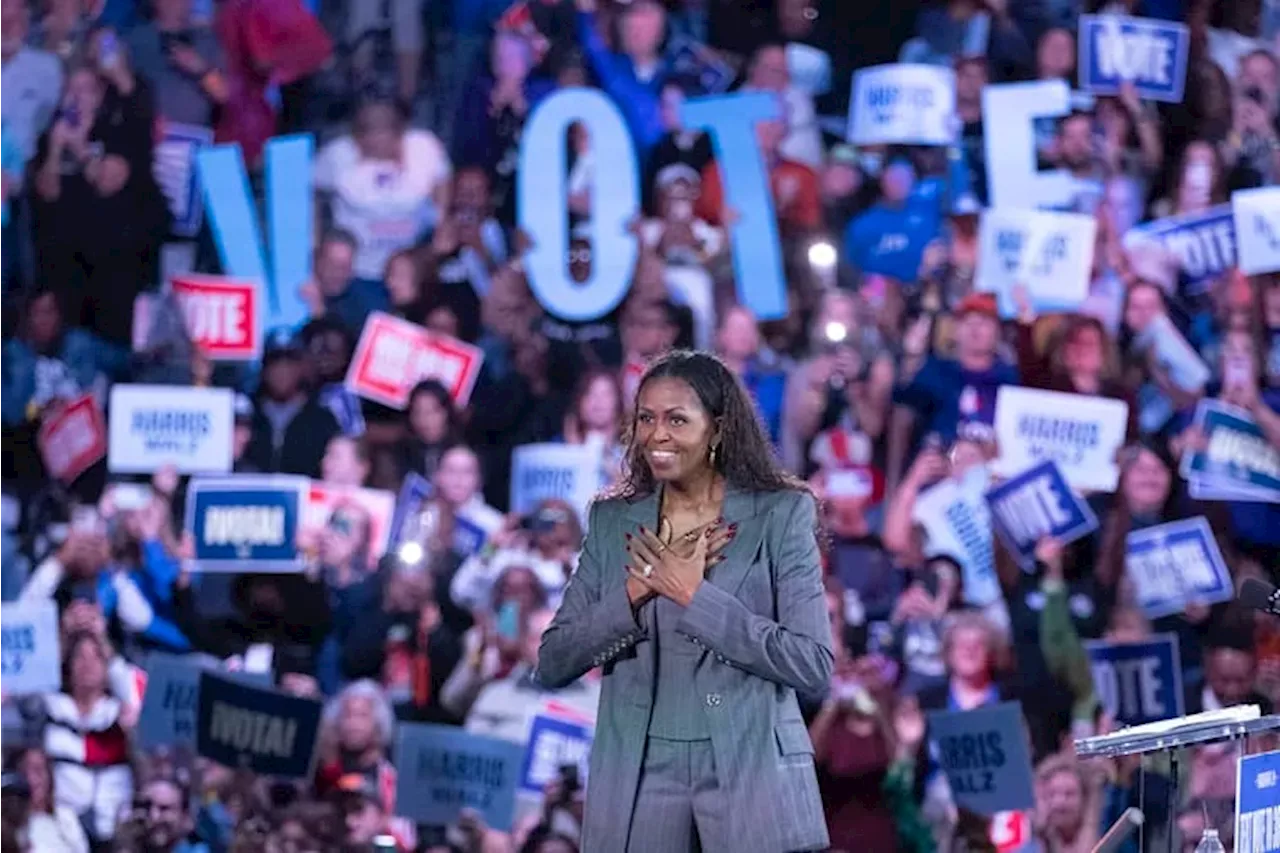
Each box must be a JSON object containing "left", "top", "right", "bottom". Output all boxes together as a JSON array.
[
  {"left": 536, "top": 501, "right": 647, "bottom": 689},
  {"left": 676, "top": 492, "right": 834, "bottom": 696}
]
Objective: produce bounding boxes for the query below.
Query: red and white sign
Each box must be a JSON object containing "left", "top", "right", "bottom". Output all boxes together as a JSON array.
[
  {"left": 303, "top": 483, "right": 396, "bottom": 565},
  {"left": 38, "top": 395, "right": 107, "bottom": 484},
  {"left": 171, "top": 274, "right": 261, "bottom": 361},
  {"left": 345, "top": 312, "right": 483, "bottom": 408},
  {"left": 990, "top": 810, "right": 1030, "bottom": 852}
]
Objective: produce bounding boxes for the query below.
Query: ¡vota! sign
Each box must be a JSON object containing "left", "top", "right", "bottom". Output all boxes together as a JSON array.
[
  {"left": 185, "top": 475, "right": 309, "bottom": 571},
  {"left": 107, "top": 384, "right": 234, "bottom": 474}
]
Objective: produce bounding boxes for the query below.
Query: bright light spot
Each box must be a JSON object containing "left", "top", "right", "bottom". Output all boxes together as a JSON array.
[
  {"left": 824, "top": 321, "right": 848, "bottom": 343},
  {"left": 808, "top": 241, "right": 837, "bottom": 270},
  {"left": 398, "top": 541, "right": 424, "bottom": 566}
]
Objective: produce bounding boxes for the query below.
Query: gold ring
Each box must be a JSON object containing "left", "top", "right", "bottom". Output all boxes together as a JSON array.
[{"left": 642, "top": 564, "right": 654, "bottom": 578}]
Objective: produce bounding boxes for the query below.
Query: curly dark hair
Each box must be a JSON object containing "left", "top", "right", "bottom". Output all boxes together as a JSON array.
[{"left": 610, "top": 350, "right": 807, "bottom": 499}]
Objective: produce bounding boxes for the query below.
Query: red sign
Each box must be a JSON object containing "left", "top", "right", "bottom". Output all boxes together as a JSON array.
[
  {"left": 171, "top": 274, "right": 260, "bottom": 361},
  {"left": 990, "top": 810, "right": 1029, "bottom": 852},
  {"left": 345, "top": 312, "right": 484, "bottom": 408},
  {"left": 38, "top": 395, "right": 107, "bottom": 484}
]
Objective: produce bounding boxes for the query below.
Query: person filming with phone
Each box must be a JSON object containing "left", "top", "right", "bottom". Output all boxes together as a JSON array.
[{"left": 30, "top": 27, "right": 169, "bottom": 348}]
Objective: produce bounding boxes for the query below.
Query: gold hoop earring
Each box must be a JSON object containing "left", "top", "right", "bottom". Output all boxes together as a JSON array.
[{"left": 709, "top": 444, "right": 719, "bottom": 468}]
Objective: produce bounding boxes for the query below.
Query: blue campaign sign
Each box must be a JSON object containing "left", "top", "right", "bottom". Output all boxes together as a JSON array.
[
  {"left": 985, "top": 460, "right": 1098, "bottom": 569},
  {"left": 1237, "top": 750, "right": 1280, "bottom": 853},
  {"left": 393, "top": 723, "right": 524, "bottom": 829},
  {"left": 388, "top": 472, "right": 434, "bottom": 548},
  {"left": 927, "top": 702, "right": 1035, "bottom": 816},
  {"left": 154, "top": 122, "right": 214, "bottom": 238},
  {"left": 1126, "top": 204, "right": 1236, "bottom": 295},
  {"left": 1079, "top": 15, "right": 1190, "bottom": 103},
  {"left": 1084, "top": 634, "right": 1183, "bottom": 726},
  {"left": 1125, "top": 517, "right": 1233, "bottom": 618},
  {"left": 1182, "top": 400, "right": 1280, "bottom": 500},
  {"left": 520, "top": 714, "right": 593, "bottom": 794},
  {"left": 195, "top": 672, "right": 322, "bottom": 779},
  {"left": 184, "top": 476, "right": 309, "bottom": 572},
  {"left": 137, "top": 654, "right": 271, "bottom": 749}
]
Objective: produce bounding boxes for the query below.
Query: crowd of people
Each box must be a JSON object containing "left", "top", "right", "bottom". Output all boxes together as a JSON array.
[{"left": 1, "top": 0, "right": 1279, "bottom": 850}]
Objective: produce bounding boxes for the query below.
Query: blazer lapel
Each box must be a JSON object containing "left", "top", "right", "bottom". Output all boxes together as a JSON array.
[{"left": 704, "top": 487, "right": 764, "bottom": 598}]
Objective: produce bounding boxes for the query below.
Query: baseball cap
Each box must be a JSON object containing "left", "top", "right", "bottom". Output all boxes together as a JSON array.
[
  {"left": 233, "top": 393, "right": 254, "bottom": 424},
  {"left": 262, "top": 328, "right": 302, "bottom": 363},
  {"left": 954, "top": 292, "right": 999, "bottom": 319}
]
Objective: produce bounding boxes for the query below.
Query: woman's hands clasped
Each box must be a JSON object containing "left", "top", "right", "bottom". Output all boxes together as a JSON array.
[{"left": 624, "top": 521, "right": 736, "bottom": 608}]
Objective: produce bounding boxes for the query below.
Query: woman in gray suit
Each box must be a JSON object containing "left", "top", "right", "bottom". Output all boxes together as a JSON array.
[{"left": 538, "top": 350, "right": 834, "bottom": 852}]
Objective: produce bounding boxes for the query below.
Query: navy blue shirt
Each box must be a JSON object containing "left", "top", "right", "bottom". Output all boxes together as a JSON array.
[{"left": 894, "top": 356, "right": 1020, "bottom": 443}]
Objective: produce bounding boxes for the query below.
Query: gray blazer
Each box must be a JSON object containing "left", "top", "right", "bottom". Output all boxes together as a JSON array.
[{"left": 538, "top": 487, "right": 833, "bottom": 853}]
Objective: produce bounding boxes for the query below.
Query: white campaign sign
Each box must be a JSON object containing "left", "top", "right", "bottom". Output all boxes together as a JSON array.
[
  {"left": 107, "top": 385, "right": 235, "bottom": 474},
  {"left": 976, "top": 208, "right": 1097, "bottom": 317},
  {"left": 983, "top": 80, "right": 1076, "bottom": 210},
  {"left": 912, "top": 467, "right": 999, "bottom": 607},
  {"left": 848, "top": 64, "right": 957, "bottom": 146},
  {"left": 994, "top": 387, "right": 1130, "bottom": 493},
  {"left": 1, "top": 600, "right": 61, "bottom": 695},
  {"left": 510, "top": 443, "right": 602, "bottom": 524},
  {"left": 1232, "top": 186, "right": 1280, "bottom": 275}
]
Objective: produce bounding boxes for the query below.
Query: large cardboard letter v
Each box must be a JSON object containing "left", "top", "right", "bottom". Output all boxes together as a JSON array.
[{"left": 198, "top": 135, "right": 313, "bottom": 332}]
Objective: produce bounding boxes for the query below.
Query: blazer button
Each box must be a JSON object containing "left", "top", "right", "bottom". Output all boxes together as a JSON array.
[{"left": 705, "top": 693, "right": 722, "bottom": 707}]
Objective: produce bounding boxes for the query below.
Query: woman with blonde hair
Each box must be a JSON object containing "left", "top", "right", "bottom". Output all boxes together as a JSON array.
[{"left": 1032, "top": 753, "right": 1104, "bottom": 853}]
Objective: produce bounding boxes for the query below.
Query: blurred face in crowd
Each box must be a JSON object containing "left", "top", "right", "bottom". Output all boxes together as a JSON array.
[
  {"left": 659, "top": 83, "right": 685, "bottom": 132},
  {"left": 435, "top": 446, "right": 481, "bottom": 506},
  {"left": 491, "top": 31, "right": 531, "bottom": 82},
  {"left": 1207, "top": 647, "right": 1255, "bottom": 706},
  {"left": 748, "top": 45, "right": 789, "bottom": 92},
  {"left": 321, "top": 437, "right": 369, "bottom": 487},
  {"left": 384, "top": 565, "right": 433, "bottom": 613},
  {"left": 620, "top": 1, "right": 664, "bottom": 60},
  {"left": 384, "top": 254, "right": 418, "bottom": 308},
  {"left": 1041, "top": 769, "right": 1085, "bottom": 836},
  {"left": 483, "top": 268, "right": 534, "bottom": 339},
  {"left": 1177, "top": 142, "right": 1217, "bottom": 212},
  {"left": 307, "top": 327, "right": 349, "bottom": 384},
  {"left": 1037, "top": 28, "right": 1075, "bottom": 80},
  {"left": 634, "top": 377, "right": 716, "bottom": 485},
  {"left": 1121, "top": 447, "right": 1171, "bottom": 515},
  {"left": 141, "top": 779, "right": 189, "bottom": 849},
  {"left": 578, "top": 374, "right": 621, "bottom": 431},
  {"left": 1104, "top": 174, "right": 1143, "bottom": 236},
  {"left": 496, "top": 566, "right": 544, "bottom": 615},
  {"left": 68, "top": 635, "right": 108, "bottom": 695},
  {"left": 946, "top": 624, "right": 991, "bottom": 682},
  {"left": 1239, "top": 51, "right": 1279, "bottom": 117},
  {"left": 1063, "top": 322, "right": 1105, "bottom": 379},
  {"left": 315, "top": 239, "right": 355, "bottom": 297},
  {"left": 755, "top": 115, "right": 787, "bottom": 158},
  {"left": 879, "top": 160, "right": 915, "bottom": 204},
  {"left": 622, "top": 301, "right": 675, "bottom": 359},
  {"left": 953, "top": 310, "right": 999, "bottom": 364},
  {"left": 409, "top": 388, "right": 451, "bottom": 444},
  {"left": 1058, "top": 114, "right": 1094, "bottom": 171},
  {"left": 320, "top": 503, "right": 370, "bottom": 567},
  {"left": 26, "top": 291, "right": 63, "bottom": 350},
  {"left": 338, "top": 694, "right": 381, "bottom": 754},
  {"left": 1, "top": 0, "right": 30, "bottom": 57},
  {"left": 1106, "top": 607, "right": 1151, "bottom": 643},
  {"left": 64, "top": 67, "right": 106, "bottom": 124},
  {"left": 954, "top": 58, "right": 987, "bottom": 119},
  {"left": 716, "top": 305, "right": 761, "bottom": 363},
  {"left": 453, "top": 167, "right": 490, "bottom": 219},
  {"left": 262, "top": 354, "right": 303, "bottom": 402},
  {"left": 343, "top": 797, "right": 384, "bottom": 846},
  {"left": 1123, "top": 282, "right": 1164, "bottom": 333},
  {"left": 425, "top": 304, "right": 460, "bottom": 338},
  {"left": 353, "top": 102, "right": 403, "bottom": 161}
]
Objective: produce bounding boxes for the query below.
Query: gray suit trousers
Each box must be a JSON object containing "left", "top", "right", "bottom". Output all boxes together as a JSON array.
[{"left": 626, "top": 737, "right": 726, "bottom": 853}]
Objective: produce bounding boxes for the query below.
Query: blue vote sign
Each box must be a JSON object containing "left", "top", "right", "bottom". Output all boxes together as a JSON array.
[
  {"left": 1084, "top": 633, "right": 1183, "bottom": 726},
  {"left": 985, "top": 460, "right": 1098, "bottom": 569},
  {"left": 1079, "top": 15, "right": 1190, "bottom": 103}
]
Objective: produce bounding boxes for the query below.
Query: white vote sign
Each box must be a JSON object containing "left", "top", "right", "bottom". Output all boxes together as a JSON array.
[
  {"left": 848, "top": 64, "right": 957, "bottom": 146},
  {"left": 976, "top": 208, "right": 1097, "bottom": 317},
  {"left": 1232, "top": 186, "right": 1280, "bottom": 275},
  {"left": 1, "top": 600, "right": 61, "bottom": 695},
  {"left": 994, "top": 387, "right": 1130, "bottom": 493},
  {"left": 108, "top": 385, "right": 235, "bottom": 474}
]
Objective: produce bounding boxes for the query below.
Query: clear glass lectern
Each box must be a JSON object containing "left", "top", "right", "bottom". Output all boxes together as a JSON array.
[{"left": 1073, "top": 706, "right": 1280, "bottom": 852}]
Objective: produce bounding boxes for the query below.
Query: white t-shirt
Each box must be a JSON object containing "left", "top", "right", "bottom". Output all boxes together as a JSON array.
[{"left": 314, "top": 129, "right": 452, "bottom": 279}]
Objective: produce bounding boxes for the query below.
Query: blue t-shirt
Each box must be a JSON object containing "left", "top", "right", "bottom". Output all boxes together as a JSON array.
[
  {"left": 844, "top": 202, "right": 941, "bottom": 283},
  {"left": 894, "top": 356, "right": 1020, "bottom": 443}
]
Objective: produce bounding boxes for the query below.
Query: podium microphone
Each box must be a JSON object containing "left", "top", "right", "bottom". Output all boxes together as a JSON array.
[
  {"left": 1091, "top": 807, "right": 1144, "bottom": 853},
  {"left": 1239, "top": 578, "right": 1280, "bottom": 616}
]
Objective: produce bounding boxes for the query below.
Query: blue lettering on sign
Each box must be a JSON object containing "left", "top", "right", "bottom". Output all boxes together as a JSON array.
[
  {"left": 1256, "top": 213, "right": 1280, "bottom": 251},
  {"left": 1128, "top": 205, "right": 1235, "bottom": 293},
  {"left": 1081, "top": 15, "right": 1189, "bottom": 103},
  {"left": 997, "top": 230, "right": 1024, "bottom": 273},
  {"left": 131, "top": 409, "right": 211, "bottom": 455},
  {"left": 989, "top": 472, "right": 1071, "bottom": 548},
  {"left": 867, "top": 85, "right": 935, "bottom": 123},
  {"left": 1026, "top": 232, "right": 1068, "bottom": 278},
  {"left": 1, "top": 626, "right": 35, "bottom": 674},
  {"left": 522, "top": 467, "right": 574, "bottom": 499},
  {"left": 1237, "top": 750, "right": 1280, "bottom": 853}
]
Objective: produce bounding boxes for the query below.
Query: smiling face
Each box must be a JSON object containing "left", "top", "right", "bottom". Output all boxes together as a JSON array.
[{"left": 633, "top": 377, "right": 718, "bottom": 485}]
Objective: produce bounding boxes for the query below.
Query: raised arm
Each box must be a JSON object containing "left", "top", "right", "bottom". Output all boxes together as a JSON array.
[
  {"left": 537, "top": 502, "right": 647, "bottom": 689},
  {"left": 675, "top": 493, "right": 834, "bottom": 696}
]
